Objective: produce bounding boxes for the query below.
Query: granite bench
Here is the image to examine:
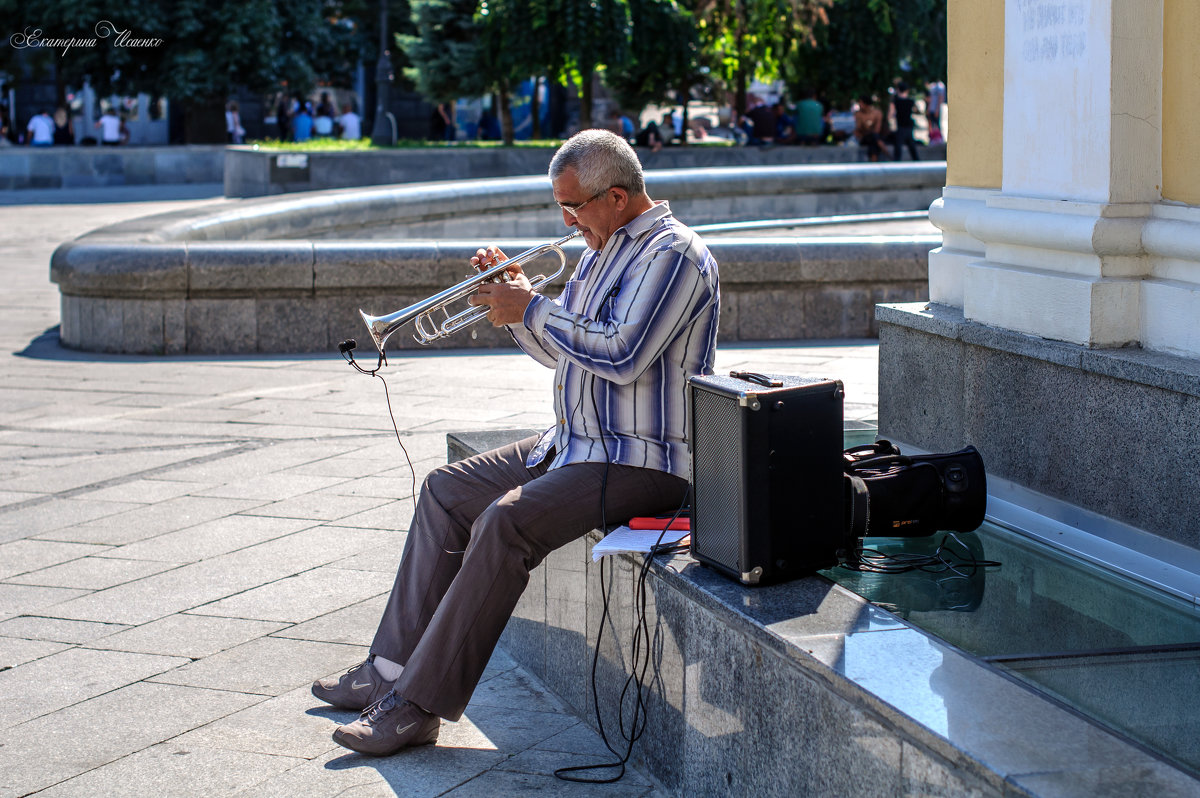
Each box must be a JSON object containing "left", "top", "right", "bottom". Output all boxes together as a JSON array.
[{"left": 448, "top": 429, "right": 1200, "bottom": 798}]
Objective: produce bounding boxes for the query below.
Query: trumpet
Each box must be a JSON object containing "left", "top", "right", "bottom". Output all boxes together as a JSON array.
[{"left": 359, "top": 231, "right": 582, "bottom": 352}]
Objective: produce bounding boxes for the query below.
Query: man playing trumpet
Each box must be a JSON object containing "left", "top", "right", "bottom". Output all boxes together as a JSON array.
[{"left": 313, "top": 129, "right": 721, "bottom": 756}]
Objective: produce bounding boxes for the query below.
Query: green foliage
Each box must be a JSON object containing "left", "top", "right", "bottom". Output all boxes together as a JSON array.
[
  {"left": 605, "top": 0, "right": 700, "bottom": 115},
  {"left": 398, "top": 0, "right": 484, "bottom": 103},
  {"left": 785, "top": 0, "right": 946, "bottom": 108}
]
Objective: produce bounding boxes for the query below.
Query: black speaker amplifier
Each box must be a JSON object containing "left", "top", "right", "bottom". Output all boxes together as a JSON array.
[{"left": 687, "top": 372, "right": 845, "bottom": 585}]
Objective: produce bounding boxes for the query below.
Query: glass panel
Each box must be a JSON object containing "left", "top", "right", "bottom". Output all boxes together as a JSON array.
[
  {"left": 823, "top": 523, "right": 1200, "bottom": 658},
  {"left": 822, "top": 520, "right": 1200, "bottom": 775},
  {"left": 1001, "top": 649, "right": 1200, "bottom": 774}
]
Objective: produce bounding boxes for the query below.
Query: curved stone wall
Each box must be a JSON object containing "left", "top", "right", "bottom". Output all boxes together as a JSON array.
[{"left": 51, "top": 163, "right": 944, "bottom": 354}]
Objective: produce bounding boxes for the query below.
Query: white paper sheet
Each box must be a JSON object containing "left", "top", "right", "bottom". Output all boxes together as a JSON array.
[{"left": 591, "top": 525, "right": 690, "bottom": 562}]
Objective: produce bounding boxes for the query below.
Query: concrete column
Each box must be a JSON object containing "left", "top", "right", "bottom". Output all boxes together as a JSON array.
[
  {"left": 928, "top": 0, "right": 1004, "bottom": 308},
  {"left": 962, "top": 0, "right": 1163, "bottom": 348}
]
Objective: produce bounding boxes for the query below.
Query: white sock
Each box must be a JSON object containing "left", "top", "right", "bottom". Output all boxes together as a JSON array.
[{"left": 373, "top": 655, "right": 404, "bottom": 682}]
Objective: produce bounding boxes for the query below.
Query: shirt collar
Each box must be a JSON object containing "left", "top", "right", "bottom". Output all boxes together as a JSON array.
[{"left": 614, "top": 200, "right": 672, "bottom": 242}]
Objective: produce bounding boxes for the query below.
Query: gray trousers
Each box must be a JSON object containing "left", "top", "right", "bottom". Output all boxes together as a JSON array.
[{"left": 370, "top": 434, "right": 689, "bottom": 720}]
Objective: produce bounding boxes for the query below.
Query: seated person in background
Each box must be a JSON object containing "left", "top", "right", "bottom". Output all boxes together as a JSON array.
[
  {"left": 292, "top": 104, "right": 314, "bottom": 142},
  {"left": 313, "top": 109, "right": 335, "bottom": 137},
  {"left": 311, "top": 129, "right": 720, "bottom": 757},
  {"left": 744, "top": 94, "right": 775, "bottom": 145},
  {"left": 634, "top": 119, "right": 663, "bottom": 152},
  {"left": 853, "top": 95, "right": 887, "bottom": 162},
  {"left": 772, "top": 102, "right": 796, "bottom": 145},
  {"left": 794, "top": 89, "right": 826, "bottom": 145},
  {"left": 337, "top": 104, "right": 361, "bottom": 140},
  {"left": 608, "top": 108, "right": 635, "bottom": 142}
]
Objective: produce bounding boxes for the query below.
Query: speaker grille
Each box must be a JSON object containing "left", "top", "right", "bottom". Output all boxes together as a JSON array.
[{"left": 691, "top": 387, "right": 743, "bottom": 572}]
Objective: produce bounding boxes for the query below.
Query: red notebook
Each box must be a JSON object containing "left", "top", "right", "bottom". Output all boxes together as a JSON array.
[{"left": 628, "top": 515, "right": 690, "bottom": 531}]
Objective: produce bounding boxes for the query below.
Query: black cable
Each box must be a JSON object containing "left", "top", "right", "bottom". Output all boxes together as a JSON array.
[
  {"left": 839, "top": 532, "right": 1001, "bottom": 575},
  {"left": 340, "top": 340, "right": 466, "bottom": 556},
  {"left": 555, "top": 366, "right": 690, "bottom": 784}
]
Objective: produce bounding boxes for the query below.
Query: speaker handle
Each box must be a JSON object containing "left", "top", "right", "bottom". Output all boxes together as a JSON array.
[{"left": 729, "top": 371, "right": 782, "bottom": 388}]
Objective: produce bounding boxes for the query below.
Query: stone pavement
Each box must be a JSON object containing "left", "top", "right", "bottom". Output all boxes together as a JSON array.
[{"left": 0, "top": 184, "right": 879, "bottom": 797}]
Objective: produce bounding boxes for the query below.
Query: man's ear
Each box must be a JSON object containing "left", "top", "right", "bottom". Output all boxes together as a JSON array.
[{"left": 610, "top": 186, "right": 630, "bottom": 211}]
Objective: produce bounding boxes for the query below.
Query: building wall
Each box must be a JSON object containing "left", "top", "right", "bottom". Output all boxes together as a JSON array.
[
  {"left": 1162, "top": 0, "right": 1200, "bottom": 205},
  {"left": 945, "top": 0, "right": 1004, "bottom": 189}
]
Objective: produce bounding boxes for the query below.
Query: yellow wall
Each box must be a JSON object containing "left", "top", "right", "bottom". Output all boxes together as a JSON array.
[
  {"left": 946, "top": 0, "right": 1004, "bottom": 189},
  {"left": 1163, "top": 0, "right": 1200, "bottom": 205}
]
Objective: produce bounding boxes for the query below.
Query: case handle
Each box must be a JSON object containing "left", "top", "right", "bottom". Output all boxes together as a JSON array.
[{"left": 729, "top": 370, "right": 782, "bottom": 388}]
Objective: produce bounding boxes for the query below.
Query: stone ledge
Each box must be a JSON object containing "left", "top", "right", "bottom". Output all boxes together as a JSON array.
[
  {"left": 877, "top": 301, "right": 1200, "bottom": 548},
  {"left": 876, "top": 302, "right": 1200, "bottom": 398},
  {"left": 448, "top": 429, "right": 1200, "bottom": 797}
]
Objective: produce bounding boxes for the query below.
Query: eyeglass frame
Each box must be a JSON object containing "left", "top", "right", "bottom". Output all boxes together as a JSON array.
[{"left": 557, "top": 187, "right": 613, "bottom": 218}]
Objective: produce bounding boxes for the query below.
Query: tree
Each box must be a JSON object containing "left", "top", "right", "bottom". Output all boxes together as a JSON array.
[
  {"left": 555, "top": 0, "right": 631, "bottom": 129},
  {"left": 691, "top": 0, "right": 831, "bottom": 115},
  {"left": 605, "top": 0, "right": 701, "bottom": 121},
  {"left": 784, "top": 0, "right": 946, "bottom": 109}
]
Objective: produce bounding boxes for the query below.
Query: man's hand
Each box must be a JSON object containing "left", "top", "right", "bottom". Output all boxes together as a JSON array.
[
  {"left": 468, "top": 245, "right": 535, "bottom": 326},
  {"left": 470, "top": 273, "right": 536, "bottom": 326}
]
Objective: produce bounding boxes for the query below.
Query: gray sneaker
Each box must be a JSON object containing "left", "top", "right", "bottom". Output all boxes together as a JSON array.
[
  {"left": 332, "top": 691, "right": 440, "bottom": 756},
  {"left": 312, "top": 660, "right": 396, "bottom": 711}
]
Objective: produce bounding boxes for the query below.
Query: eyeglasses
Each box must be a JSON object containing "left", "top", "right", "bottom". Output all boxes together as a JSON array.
[{"left": 557, "top": 188, "right": 609, "bottom": 218}]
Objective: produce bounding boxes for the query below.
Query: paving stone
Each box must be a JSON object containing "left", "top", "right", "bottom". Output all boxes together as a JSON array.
[
  {"left": 272, "top": 593, "right": 388, "bottom": 645},
  {"left": 228, "top": 744, "right": 509, "bottom": 798},
  {"left": 0, "top": 583, "right": 89, "bottom": 622},
  {"left": 76, "top": 478, "right": 203, "bottom": 504},
  {"left": 441, "top": 768, "right": 656, "bottom": 797},
  {"left": 89, "top": 614, "right": 287, "bottom": 659},
  {"left": 193, "top": 566, "right": 392, "bottom": 623},
  {"left": 5, "top": 554, "right": 181, "bottom": 589},
  {"left": 240, "top": 492, "right": 392, "bottom": 522},
  {"left": 29, "top": 741, "right": 304, "bottom": 798},
  {"left": 327, "top": 536, "right": 408, "bottom": 574},
  {"left": 0, "top": 646, "right": 190, "bottom": 729},
  {"left": 192, "top": 472, "right": 352, "bottom": 501},
  {"left": 0, "top": 636, "right": 71, "bottom": 670},
  {"left": 331, "top": 499, "right": 415, "bottom": 531},
  {"left": 0, "top": 681, "right": 262, "bottom": 798},
  {"left": 106, "top": 514, "right": 319, "bottom": 563},
  {"left": 0, "top": 497, "right": 143, "bottom": 539},
  {"left": 42, "top": 495, "right": 269, "bottom": 545},
  {"left": 0, "top": 615, "right": 128, "bottom": 644},
  {"left": 0, "top": 539, "right": 111, "bottom": 580},
  {"left": 173, "top": 683, "right": 353, "bottom": 760},
  {"left": 35, "top": 558, "right": 287, "bottom": 626},
  {"left": 149, "top": 636, "right": 364, "bottom": 697}
]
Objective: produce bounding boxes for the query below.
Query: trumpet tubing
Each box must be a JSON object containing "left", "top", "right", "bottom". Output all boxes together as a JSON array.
[{"left": 358, "top": 231, "right": 581, "bottom": 352}]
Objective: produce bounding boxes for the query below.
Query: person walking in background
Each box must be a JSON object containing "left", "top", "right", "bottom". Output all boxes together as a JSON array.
[
  {"left": 337, "top": 103, "right": 361, "bottom": 140},
  {"left": 226, "top": 101, "right": 245, "bottom": 144},
  {"left": 93, "top": 108, "right": 122, "bottom": 146},
  {"left": 891, "top": 82, "right": 919, "bottom": 161},
  {"left": 926, "top": 79, "right": 946, "bottom": 144}
]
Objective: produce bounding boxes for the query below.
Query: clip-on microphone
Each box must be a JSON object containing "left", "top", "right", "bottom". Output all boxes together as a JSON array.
[{"left": 338, "top": 338, "right": 386, "bottom": 375}]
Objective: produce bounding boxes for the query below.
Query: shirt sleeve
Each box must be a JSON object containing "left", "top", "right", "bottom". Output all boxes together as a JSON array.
[
  {"left": 504, "top": 294, "right": 562, "bottom": 368},
  {"left": 523, "top": 236, "right": 715, "bottom": 385}
]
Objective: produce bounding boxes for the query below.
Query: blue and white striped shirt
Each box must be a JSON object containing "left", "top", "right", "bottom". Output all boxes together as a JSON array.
[{"left": 508, "top": 201, "right": 720, "bottom": 480}]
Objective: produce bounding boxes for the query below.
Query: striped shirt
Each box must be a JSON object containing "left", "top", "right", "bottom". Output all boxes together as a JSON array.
[{"left": 508, "top": 201, "right": 720, "bottom": 480}]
